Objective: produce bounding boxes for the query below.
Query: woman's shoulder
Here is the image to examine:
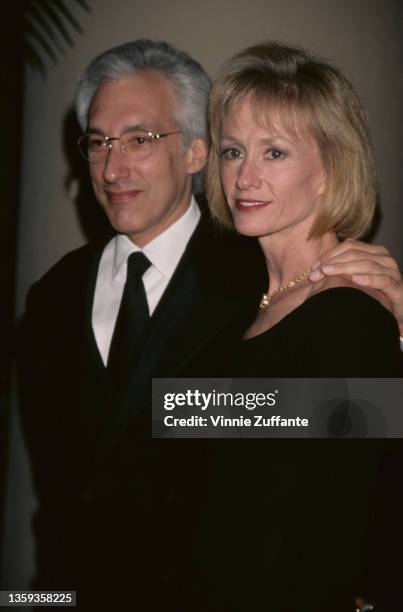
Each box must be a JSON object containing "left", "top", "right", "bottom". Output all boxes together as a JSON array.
[
  {"left": 295, "top": 275, "right": 400, "bottom": 351},
  {"left": 308, "top": 275, "right": 393, "bottom": 314},
  {"left": 293, "top": 278, "right": 402, "bottom": 377}
]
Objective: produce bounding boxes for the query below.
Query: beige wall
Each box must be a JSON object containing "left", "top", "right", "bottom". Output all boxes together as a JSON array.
[
  {"left": 5, "top": 0, "right": 401, "bottom": 590},
  {"left": 16, "top": 0, "right": 402, "bottom": 311}
]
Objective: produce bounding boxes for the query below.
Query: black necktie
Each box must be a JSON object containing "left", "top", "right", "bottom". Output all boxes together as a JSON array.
[{"left": 107, "top": 252, "right": 151, "bottom": 387}]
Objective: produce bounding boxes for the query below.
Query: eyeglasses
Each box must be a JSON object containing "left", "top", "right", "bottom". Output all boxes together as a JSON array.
[{"left": 77, "top": 129, "right": 182, "bottom": 163}]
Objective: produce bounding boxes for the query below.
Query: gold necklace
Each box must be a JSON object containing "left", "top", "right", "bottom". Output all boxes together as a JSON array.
[{"left": 259, "top": 266, "right": 311, "bottom": 309}]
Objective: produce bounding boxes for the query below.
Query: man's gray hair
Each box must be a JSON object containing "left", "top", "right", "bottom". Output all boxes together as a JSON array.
[{"left": 75, "top": 39, "right": 211, "bottom": 193}]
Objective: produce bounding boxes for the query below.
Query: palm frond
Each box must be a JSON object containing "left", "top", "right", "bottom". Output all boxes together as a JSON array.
[
  {"left": 34, "top": 0, "right": 80, "bottom": 41},
  {"left": 24, "top": 0, "right": 91, "bottom": 75},
  {"left": 26, "top": 2, "right": 66, "bottom": 53},
  {"left": 25, "top": 20, "right": 60, "bottom": 64}
]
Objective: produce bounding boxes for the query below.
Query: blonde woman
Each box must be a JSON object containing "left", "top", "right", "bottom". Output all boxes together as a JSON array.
[
  {"left": 208, "top": 42, "right": 402, "bottom": 376},
  {"left": 205, "top": 42, "right": 401, "bottom": 610}
]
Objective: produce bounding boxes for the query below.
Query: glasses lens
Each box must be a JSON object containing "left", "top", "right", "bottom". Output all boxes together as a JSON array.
[
  {"left": 78, "top": 131, "right": 158, "bottom": 162},
  {"left": 79, "top": 135, "right": 108, "bottom": 162},
  {"left": 121, "top": 131, "right": 153, "bottom": 160}
]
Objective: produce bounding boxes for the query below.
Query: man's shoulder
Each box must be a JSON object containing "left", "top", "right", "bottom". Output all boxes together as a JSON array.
[
  {"left": 186, "top": 213, "right": 266, "bottom": 297},
  {"left": 28, "top": 240, "right": 105, "bottom": 302},
  {"left": 189, "top": 212, "right": 259, "bottom": 257}
]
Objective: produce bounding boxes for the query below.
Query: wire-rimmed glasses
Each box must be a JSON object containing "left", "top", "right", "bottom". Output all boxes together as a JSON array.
[{"left": 77, "top": 129, "right": 182, "bottom": 163}]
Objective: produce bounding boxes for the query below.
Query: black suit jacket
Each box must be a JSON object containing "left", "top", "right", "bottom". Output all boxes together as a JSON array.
[{"left": 20, "top": 215, "right": 273, "bottom": 610}]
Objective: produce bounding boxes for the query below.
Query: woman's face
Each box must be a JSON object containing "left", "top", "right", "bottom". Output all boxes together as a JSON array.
[{"left": 219, "top": 96, "right": 326, "bottom": 241}]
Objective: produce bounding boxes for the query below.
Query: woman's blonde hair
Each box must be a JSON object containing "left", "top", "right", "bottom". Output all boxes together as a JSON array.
[{"left": 207, "top": 41, "right": 377, "bottom": 239}]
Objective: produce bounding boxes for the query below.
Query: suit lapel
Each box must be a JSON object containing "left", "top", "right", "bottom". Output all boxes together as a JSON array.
[
  {"left": 154, "top": 295, "right": 247, "bottom": 377},
  {"left": 83, "top": 245, "right": 112, "bottom": 391},
  {"left": 65, "top": 242, "right": 115, "bottom": 452}
]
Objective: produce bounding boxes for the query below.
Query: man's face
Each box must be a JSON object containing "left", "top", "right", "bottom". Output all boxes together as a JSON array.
[{"left": 87, "top": 71, "right": 205, "bottom": 246}]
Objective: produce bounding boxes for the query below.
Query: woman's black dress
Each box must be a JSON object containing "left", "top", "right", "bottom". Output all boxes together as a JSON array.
[{"left": 210, "top": 287, "right": 402, "bottom": 611}]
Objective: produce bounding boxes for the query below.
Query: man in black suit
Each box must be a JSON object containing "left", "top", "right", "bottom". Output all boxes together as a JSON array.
[
  {"left": 21, "top": 40, "right": 269, "bottom": 610},
  {"left": 21, "top": 40, "right": 403, "bottom": 611}
]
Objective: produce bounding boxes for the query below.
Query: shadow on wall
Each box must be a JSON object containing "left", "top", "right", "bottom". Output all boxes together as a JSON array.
[
  {"left": 366, "top": 198, "right": 381, "bottom": 244},
  {"left": 63, "top": 107, "right": 114, "bottom": 244}
]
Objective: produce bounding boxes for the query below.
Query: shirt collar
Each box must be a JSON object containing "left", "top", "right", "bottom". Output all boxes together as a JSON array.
[{"left": 112, "top": 197, "right": 201, "bottom": 279}]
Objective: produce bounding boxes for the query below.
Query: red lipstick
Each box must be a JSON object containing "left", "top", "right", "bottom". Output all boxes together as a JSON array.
[{"left": 235, "top": 199, "right": 271, "bottom": 212}]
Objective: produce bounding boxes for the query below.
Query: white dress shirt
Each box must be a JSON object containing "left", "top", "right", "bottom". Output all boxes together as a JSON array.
[{"left": 92, "top": 198, "right": 201, "bottom": 365}]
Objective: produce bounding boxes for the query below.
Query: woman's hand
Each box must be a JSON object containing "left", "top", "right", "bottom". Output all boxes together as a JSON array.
[{"left": 309, "top": 239, "right": 403, "bottom": 336}]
